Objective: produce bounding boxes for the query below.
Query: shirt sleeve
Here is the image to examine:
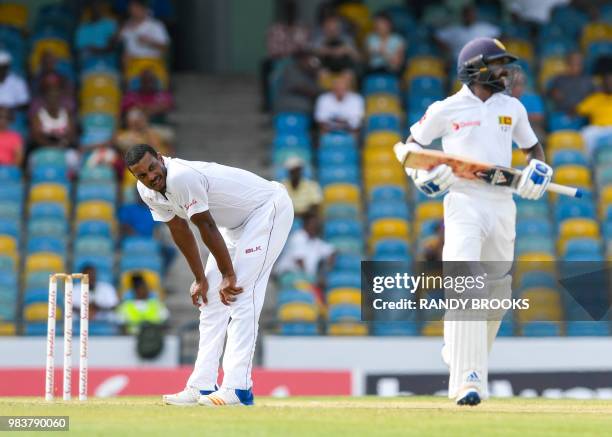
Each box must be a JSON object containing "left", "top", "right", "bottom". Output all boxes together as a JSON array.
[
  {"left": 170, "top": 169, "right": 210, "bottom": 219},
  {"left": 409, "top": 100, "right": 448, "bottom": 145},
  {"left": 151, "top": 21, "right": 169, "bottom": 45},
  {"left": 512, "top": 99, "right": 539, "bottom": 149},
  {"left": 15, "top": 77, "right": 29, "bottom": 105},
  {"left": 314, "top": 94, "right": 330, "bottom": 123},
  {"left": 137, "top": 183, "right": 175, "bottom": 222}
]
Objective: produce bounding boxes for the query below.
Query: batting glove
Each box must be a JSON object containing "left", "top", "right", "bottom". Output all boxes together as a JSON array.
[
  {"left": 517, "top": 159, "right": 553, "bottom": 200},
  {"left": 408, "top": 164, "right": 456, "bottom": 198}
]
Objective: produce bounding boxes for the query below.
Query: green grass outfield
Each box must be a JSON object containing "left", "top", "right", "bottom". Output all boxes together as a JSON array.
[{"left": 1, "top": 396, "right": 612, "bottom": 436}]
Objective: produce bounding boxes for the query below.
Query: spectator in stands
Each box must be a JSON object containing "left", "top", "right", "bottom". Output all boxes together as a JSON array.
[
  {"left": 0, "top": 51, "right": 29, "bottom": 111},
  {"left": 262, "top": 0, "right": 310, "bottom": 111},
  {"left": 32, "top": 51, "right": 75, "bottom": 98},
  {"left": 119, "top": 0, "right": 170, "bottom": 62},
  {"left": 30, "top": 83, "right": 76, "bottom": 152},
  {"left": 75, "top": 0, "right": 118, "bottom": 59},
  {"left": 275, "top": 212, "right": 336, "bottom": 285},
  {"left": 282, "top": 156, "right": 323, "bottom": 217},
  {"left": 73, "top": 264, "right": 120, "bottom": 323},
  {"left": 117, "top": 272, "right": 169, "bottom": 335},
  {"left": 435, "top": 5, "right": 500, "bottom": 59},
  {"left": 274, "top": 49, "right": 321, "bottom": 115},
  {"left": 115, "top": 107, "right": 171, "bottom": 155},
  {"left": 313, "top": 15, "right": 360, "bottom": 77},
  {"left": 0, "top": 106, "right": 23, "bottom": 166},
  {"left": 314, "top": 71, "right": 364, "bottom": 136},
  {"left": 510, "top": 69, "right": 546, "bottom": 140},
  {"left": 576, "top": 72, "right": 612, "bottom": 154},
  {"left": 30, "top": 73, "right": 75, "bottom": 118},
  {"left": 365, "top": 12, "right": 405, "bottom": 75},
  {"left": 548, "top": 51, "right": 594, "bottom": 114},
  {"left": 121, "top": 69, "right": 173, "bottom": 123}
]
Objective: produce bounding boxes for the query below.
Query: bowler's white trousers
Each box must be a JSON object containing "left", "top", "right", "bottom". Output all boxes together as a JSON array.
[
  {"left": 442, "top": 190, "right": 516, "bottom": 399},
  {"left": 187, "top": 183, "right": 294, "bottom": 390}
]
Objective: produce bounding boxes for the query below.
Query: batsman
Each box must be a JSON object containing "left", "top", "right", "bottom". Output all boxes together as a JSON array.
[{"left": 394, "top": 37, "right": 552, "bottom": 406}]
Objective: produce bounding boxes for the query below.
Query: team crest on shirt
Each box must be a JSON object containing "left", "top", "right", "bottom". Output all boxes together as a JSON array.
[{"left": 498, "top": 116, "right": 512, "bottom": 132}]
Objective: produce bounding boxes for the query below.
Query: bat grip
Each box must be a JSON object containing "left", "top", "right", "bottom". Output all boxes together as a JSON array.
[{"left": 547, "top": 182, "right": 583, "bottom": 198}]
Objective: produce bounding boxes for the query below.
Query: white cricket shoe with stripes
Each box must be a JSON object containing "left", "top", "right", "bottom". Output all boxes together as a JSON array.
[
  {"left": 198, "top": 388, "right": 254, "bottom": 407},
  {"left": 163, "top": 385, "right": 218, "bottom": 406},
  {"left": 456, "top": 371, "right": 482, "bottom": 406}
]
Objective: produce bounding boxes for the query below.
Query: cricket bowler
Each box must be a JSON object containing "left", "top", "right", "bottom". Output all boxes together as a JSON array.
[
  {"left": 394, "top": 38, "right": 553, "bottom": 405},
  {"left": 125, "top": 144, "right": 294, "bottom": 406}
]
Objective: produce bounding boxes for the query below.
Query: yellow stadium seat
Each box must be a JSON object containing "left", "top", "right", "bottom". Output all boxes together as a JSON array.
[
  {"left": 363, "top": 147, "right": 396, "bottom": 167},
  {"left": 25, "top": 302, "right": 60, "bottom": 322},
  {"left": 517, "top": 252, "right": 556, "bottom": 262},
  {"left": 370, "top": 218, "right": 410, "bottom": 242},
  {"left": 365, "top": 131, "right": 401, "bottom": 149},
  {"left": 421, "top": 321, "right": 443, "bottom": 336},
  {"left": 554, "top": 165, "right": 591, "bottom": 189},
  {"left": 327, "top": 288, "right": 361, "bottom": 306},
  {"left": 539, "top": 56, "right": 566, "bottom": 90},
  {"left": 512, "top": 148, "right": 528, "bottom": 168},
  {"left": 25, "top": 253, "right": 64, "bottom": 273},
  {"left": 30, "top": 39, "right": 71, "bottom": 72},
  {"left": 328, "top": 322, "right": 368, "bottom": 336},
  {"left": 0, "top": 3, "right": 28, "bottom": 30},
  {"left": 547, "top": 130, "right": 585, "bottom": 151},
  {"left": 452, "top": 79, "right": 462, "bottom": 93},
  {"left": 80, "top": 96, "right": 120, "bottom": 117},
  {"left": 502, "top": 39, "right": 534, "bottom": 64},
  {"left": 364, "top": 167, "right": 406, "bottom": 193},
  {"left": 323, "top": 183, "right": 360, "bottom": 205},
  {"left": 120, "top": 270, "right": 162, "bottom": 294},
  {"left": 415, "top": 201, "right": 443, "bottom": 222},
  {"left": 559, "top": 218, "right": 600, "bottom": 241},
  {"left": 125, "top": 58, "right": 169, "bottom": 89},
  {"left": 365, "top": 95, "right": 401, "bottom": 115},
  {"left": 518, "top": 289, "right": 562, "bottom": 321},
  {"left": 581, "top": 23, "right": 612, "bottom": 51},
  {"left": 0, "top": 323, "right": 16, "bottom": 335},
  {"left": 600, "top": 186, "right": 612, "bottom": 215},
  {"left": 404, "top": 56, "right": 445, "bottom": 82},
  {"left": 76, "top": 201, "right": 115, "bottom": 223},
  {"left": 279, "top": 302, "right": 317, "bottom": 322},
  {"left": 29, "top": 183, "right": 68, "bottom": 205},
  {"left": 80, "top": 82, "right": 121, "bottom": 104},
  {"left": 0, "top": 235, "right": 17, "bottom": 256},
  {"left": 337, "top": 2, "right": 371, "bottom": 43},
  {"left": 82, "top": 73, "right": 119, "bottom": 90}
]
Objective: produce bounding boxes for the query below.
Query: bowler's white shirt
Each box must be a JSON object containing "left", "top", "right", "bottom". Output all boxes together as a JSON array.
[
  {"left": 120, "top": 17, "right": 169, "bottom": 59},
  {"left": 410, "top": 85, "right": 538, "bottom": 198},
  {"left": 0, "top": 73, "right": 29, "bottom": 108},
  {"left": 138, "top": 157, "right": 280, "bottom": 229},
  {"left": 315, "top": 91, "right": 364, "bottom": 129}
]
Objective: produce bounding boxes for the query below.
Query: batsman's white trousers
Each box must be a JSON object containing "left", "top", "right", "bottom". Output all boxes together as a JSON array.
[
  {"left": 442, "top": 190, "right": 515, "bottom": 399},
  {"left": 187, "top": 184, "right": 293, "bottom": 390}
]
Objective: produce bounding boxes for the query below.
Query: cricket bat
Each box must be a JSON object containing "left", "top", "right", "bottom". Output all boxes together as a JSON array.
[{"left": 400, "top": 148, "right": 582, "bottom": 198}]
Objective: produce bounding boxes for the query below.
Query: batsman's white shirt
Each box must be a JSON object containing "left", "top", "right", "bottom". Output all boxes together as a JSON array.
[
  {"left": 410, "top": 86, "right": 539, "bottom": 400},
  {"left": 138, "top": 157, "right": 294, "bottom": 391}
]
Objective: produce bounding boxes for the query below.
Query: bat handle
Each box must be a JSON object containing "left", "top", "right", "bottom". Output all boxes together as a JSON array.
[{"left": 547, "top": 182, "right": 583, "bottom": 198}]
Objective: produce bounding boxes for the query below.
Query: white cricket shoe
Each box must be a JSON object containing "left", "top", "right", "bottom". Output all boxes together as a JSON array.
[
  {"left": 456, "top": 388, "right": 481, "bottom": 406},
  {"left": 163, "top": 387, "right": 201, "bottom": 406},
  {"left": 198, "top": 388, "right": 254, "bottom": 407}
]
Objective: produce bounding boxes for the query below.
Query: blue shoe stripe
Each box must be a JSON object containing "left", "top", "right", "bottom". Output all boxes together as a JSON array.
[
  {"left": 200, "top": 384, "right": 219, "bottom": 396},
  {"left": 235, "top": 388, "right": 254, "bottom": 406}
]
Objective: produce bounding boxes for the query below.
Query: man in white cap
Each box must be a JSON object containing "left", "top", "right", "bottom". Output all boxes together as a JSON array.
[
  {"left": 0, "top": 51, "right": 29, "bottom": 110},
  {"left": 282, "top": 156, "right": 323, "bottom": 218}
]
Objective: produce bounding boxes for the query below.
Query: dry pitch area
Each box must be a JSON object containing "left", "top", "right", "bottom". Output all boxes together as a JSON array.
[{"left": 1, "top": 396, "right": 612, "bottom": 436}]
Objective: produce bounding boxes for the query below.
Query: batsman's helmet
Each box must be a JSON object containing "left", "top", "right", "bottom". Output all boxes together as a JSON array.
[{"left": 457, "top": 37, "right": 518, "bottom": 91}]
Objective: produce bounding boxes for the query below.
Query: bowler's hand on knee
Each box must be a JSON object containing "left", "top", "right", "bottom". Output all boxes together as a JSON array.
[
  {"left": 190, "top": 278, "right": 209, "bottom": 307},
  {"left": 220, "top": 273, "right": 243, "bottom": 305}
]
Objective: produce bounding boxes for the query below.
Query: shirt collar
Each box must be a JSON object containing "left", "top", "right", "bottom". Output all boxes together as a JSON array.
[{"left": 458, "top": 84, "right": 502, "bottom": 104}]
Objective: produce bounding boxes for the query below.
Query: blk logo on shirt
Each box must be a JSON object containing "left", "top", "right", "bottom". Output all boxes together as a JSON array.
[{"left": 245, "top": 246, "right": 262, "bottom": 254}]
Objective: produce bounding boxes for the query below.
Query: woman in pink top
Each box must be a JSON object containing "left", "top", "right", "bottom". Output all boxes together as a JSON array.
[{"left": 0, "top": 106, "right": 23, "bottom": 166}]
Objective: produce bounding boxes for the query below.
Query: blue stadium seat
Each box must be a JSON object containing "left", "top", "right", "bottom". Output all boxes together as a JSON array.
[
  {"left": 515, "top": 236, "right": 555, "bottom": 255},
  {"left": 548, "top": 112, "right": 586, "bottom": 132},
  {"left": 75, "top": 236, "right": 114, "bottom": 256},
  {"left": 0, "top": 202, "right": 20, "bottom": 220},
  {"left": 76, "top": 220, "right": 113, "bottom": 238},
  {"left": 373, "top": 239, "right": 410, "bottom": 257},
  {"left": 318, "top": 145, "right": 358, "bottom": 167},
  {"left": 329, "top": 236, "right": 363, "bottom": 256},
  {"left": 121, "top": 236, "right": 160, "bottom": 255},
  {"left": 28, "top": 217, "right": 67, "bottom": 239},
  {"left": 366, "top": 114, "right": 401, "bottom": 134},
  {"left": 80, "top": 165, "right": 116, "bottom": 183},
  {"left": 522, "top": 321, "right": 561, "bottom": 337},
  {"left": 324, "top": 219, "right": 362, "bottom": 240},
  {"left": 409, "top": 76, "right": 443, "bottom": 96},
  {"left": 566, "top": 321, "right": 610, "bottom": 336},
  {"left": 324, "top": 203, "right": 360, "bottom": 220},
  {"left": 27, "top": 236, "right": 66, "bottom": 255},
  {"left": 372, "top": 321, "right": 419, "bottom": 336},
  {"left": 408, "top": 94, "right": 438, "bottom": 113},
  {"left": 279, "top": 322, "right": 318, "bottom": 335},
  {"left": 273, "top": 133, "right": 311, "bottom": 150},
  {"left": 327, "top": 271, "right": 361, "bottom": 290},
  {"left": 0, "top": 166, "right": 21, "bottom": 182},
  {"left": 497, "top": 319, "right": 515, "bottom": 337},
  {"left": 274, "top": 112, "right": 310, "bottom": 134},
  {"left": 29, "top": 202, "right": 66, "bottom": 220},
  {"left": 25, "top": 323, "right": 57, "bottom": 336},
  {"left": 120, "top": 254, "right": 162, "bottom": 273},
  {"left": 0, "top": 219, "right": 19, "bottom": 239},
  {"left": 540, "top": 39, "right": 576, "bottom": 57},
  {"left": 89, "top": 321, "right": 120, "bottom": 336},
  {"left": 29, "top": 148, "right": 67, "bottom": 168},
  {"left": 0, "top": 183, "right": 23, "bottom": 203},
  {"left": 23, "top": 289, "right": 59, "bottom": 306},
  {"left": 319, "top": 166, "right": 359, "bottom": 186},
  {"left": 552, "top": 150, "right": 588, "bottom": 167},
  {"left": 74, "top": 255, "right": 114, "bottom": 280},
  {"left": 333, "top": 253, "right": 361, "bottom": 272},
  {"left": 76, "top": 184, "right": 117, "bottom": 204},
  {"left": 328, "top": 304, "right": 361, "bottom": 323},
  {"left": 373, "top": 253, "right": 412, "bottom": 263},
  {"left": 554, "top": 201, "right": 596, "bottom": 222},
  {"left": 363, "top": 74, "right": 400, "bottom": 96},
  {"left": 516, "top": 219, "right": 553, "bottom": 236},
  {"left": 418, "top": 219, "right": 441, "bottom": 238},
  {"left": 564, "top": 252, "right": 604, "bottom": 262},
  {"left": 0, "top": 254, "right": 15, "bottom": 272},
  {"left": 320, "top": 132, "right": 356, "bottom": 149},
  {"left": 277, "top": 289, "right": 316, "bottom": 307},
  {"left": 563, "top": 238, "right": 602, "bottom": 256},
  {"left": 368, "top": 202, "right": 410, "bottom": 222},
  {"left": 370, "top": 185, "right": 406, "bottom": 203}
]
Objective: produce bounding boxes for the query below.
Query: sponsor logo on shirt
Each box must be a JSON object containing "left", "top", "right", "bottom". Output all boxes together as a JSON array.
[
  {"left": 245, "top": 246, "right": 262, "bottom": 254},
  {"left": 184, "top": 199, "right": 198, "bottom": 210},
  {"left": 451, "top": 120, "right": 481, "bottom": 131}
]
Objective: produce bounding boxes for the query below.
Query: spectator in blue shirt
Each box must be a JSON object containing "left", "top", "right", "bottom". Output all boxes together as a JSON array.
[
  {"left": 365, "top": 12, "right": 405, "bottom": 75},
  {"left": 119, "top": 189, "right": 155, "bottom": 237},
  {"left": 75, "top": 0, "right": 118, "bottom": 60},
  {"left": 511, "top": 69, "right": 545, "bottom": 140}
]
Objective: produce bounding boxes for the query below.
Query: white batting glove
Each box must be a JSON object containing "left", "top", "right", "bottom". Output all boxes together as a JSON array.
[
  {"left": 517, "top": 159, "right": 553, "bottom": 200},
  {"left": 393, "top": 141, "right": 422, "bottom": 163},
  {"left": 408, "top": 164, "right": 456, "bottom": 198}
]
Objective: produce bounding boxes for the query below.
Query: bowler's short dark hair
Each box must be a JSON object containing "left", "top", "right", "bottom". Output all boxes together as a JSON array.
[{"left": 125, "top": 144, "right": 158, "bottom": 167}]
